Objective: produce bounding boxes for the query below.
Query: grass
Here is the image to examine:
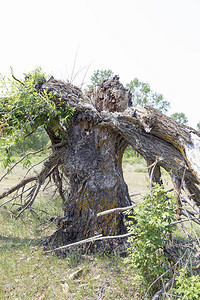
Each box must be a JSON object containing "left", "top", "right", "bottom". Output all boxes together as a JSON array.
[{"left": 0, "top": 209, "right": 140, "bottom": 299}]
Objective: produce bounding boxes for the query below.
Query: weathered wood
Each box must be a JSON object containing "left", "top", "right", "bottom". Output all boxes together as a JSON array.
[
  {"left": 135, "top": 106, "right": 200, "bottom": 182},
  {"left": 100, "top": 107, "right": 200, "bottom": 207}
]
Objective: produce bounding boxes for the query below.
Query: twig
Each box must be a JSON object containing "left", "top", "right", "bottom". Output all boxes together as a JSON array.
[
  {"left": 0, "top": 148, "right": 49, "bottom": 182},
  {"left": 15, "top": 180, "right": 42, "bottom": 218},
  {"left": 180, "top": 223, "right": 193, "bottom": 240},
  {"left": 12, "top": 74, "right": 25, "bottom": 86},
  {"left": 47, "top": 232, "right": 134, "bottom": 253},
  {"left": 80, "top": 63, "right": 92, "bottom": 89},
  {"left": 97, "top": 192, "right": 166, "bottom": 218},
  {"left": 23, "top": 155, "right": 51, "bottom": 179},
  {"left": 149, "top": 157, "right": 159, "bottom": 195},
  {"left": 181, "top": 210, "right": 200, "bottom": 225},
  {"left": 181, "top": 193, "right": 200, "bottom": 215},
  {"left": 70, "top": 46, "right": 79, "bottom": 83},
  {"left": 170, "top": 264, "right": 178, "bottom": 299},
  {"left": 52, "top": 166, "right": 66, "bottom": 203},
  {"left": 41, "top": 216, "right": 58, "bottom": 231},
  {"left": 180, "top": 198, "right": 200, "bottom": 245},
  {"left": 97, "top": 195, "right": 164, "bottom": 218},
  {"left": 72, "top": 65, "right": 89, "bottom": 86},
  {"left": 170, "top": 216, "right": 200, "bottom": 226},
  {"left": 0, "top": 185, "right": 34, "bottom": 208},
  {"left": 129, "top": 193, "right": 142, "bottom": 197},
  {"left": 152, "top": 277, "right": 177, "bottom": 300},
  {"left": 47, "top": 234, "right": 103, "bottom": 253}
]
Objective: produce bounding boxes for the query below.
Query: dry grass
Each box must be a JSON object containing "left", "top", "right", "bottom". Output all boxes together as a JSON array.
[{"left": 0, "top": 211, "right": 141, "bottom": 299}]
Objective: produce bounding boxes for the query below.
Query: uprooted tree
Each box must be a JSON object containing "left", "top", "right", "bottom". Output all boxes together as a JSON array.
[{"left": 0, "top": 68, "right": 200, "bottom": 252}]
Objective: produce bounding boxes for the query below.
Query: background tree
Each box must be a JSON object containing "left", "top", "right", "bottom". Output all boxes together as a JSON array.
[
  {"left": 87, "top": 69, "right": 114, "bottom": 90},
  {"left": 126, "top": 78, "right": 170, "bottom": 113},
  {"left": 171, "top": 112, "right": 188, "bottom": 125}
]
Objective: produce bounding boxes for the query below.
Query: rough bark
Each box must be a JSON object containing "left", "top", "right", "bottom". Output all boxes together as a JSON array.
[{"left": 41, "top": 77, "right": 132, "bottom": 250}]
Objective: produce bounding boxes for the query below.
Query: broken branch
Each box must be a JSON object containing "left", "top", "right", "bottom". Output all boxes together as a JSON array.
[
  {"left": 0, "top": 176, "right": 37, "bottom": 200},
  {"left": 47, "top": 232, "right": 134, "bottom": 253},
  {"left": 97, "top": 205, "right": 135, "bottom": 217}
]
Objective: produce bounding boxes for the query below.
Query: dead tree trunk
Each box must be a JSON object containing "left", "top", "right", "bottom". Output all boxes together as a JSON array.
[
  {"left": 41, "top": 77, "right": 132, "bottom": 249},
  {"left": 1, "top": 76, "right": 200, "bottom": 251}
]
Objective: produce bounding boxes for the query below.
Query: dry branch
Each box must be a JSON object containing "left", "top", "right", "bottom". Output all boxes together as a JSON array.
[
  {"left": 0, "top": 176, "right": 37, "bottom": 200},
  {"left": 0, "top": 185, "right": 34, "bottom": 209},
  {"left": 0, "top": 142, "right": 66, "bottom": 183},
  {"left": 97, "top": 204, "right": 135, "bottom": 217},
  {"left": 15, "top": 180, "right": 42, "bottom": 218},
  {"left": 170, "top": 217, "right": 200, "bottom": 226},
  {"left": 0, "top": 148, "right": 65, "bottom": 216},
  {"left": 47, "top": 232, "right": 134, "bottom": 253},
  {"left": 0, "top": 148, "right": 49, "bottom": 182}
]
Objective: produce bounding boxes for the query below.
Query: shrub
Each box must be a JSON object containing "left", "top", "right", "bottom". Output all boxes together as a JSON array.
[{"left": 126, "top": 185, "right": 176, "bottom": 296}]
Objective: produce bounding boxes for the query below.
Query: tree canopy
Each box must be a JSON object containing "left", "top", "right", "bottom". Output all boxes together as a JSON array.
[
  {"left": 87, "top": 69, "right": 114, "bottom": 90},
  {"left": 126, "top": 77, "right": 170, "bottom": 113},
  {"left": 171, "top": 112, "right": 188, "bottom": 125}
]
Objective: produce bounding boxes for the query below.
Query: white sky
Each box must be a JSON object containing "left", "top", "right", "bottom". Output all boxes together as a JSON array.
[{"left": 1, "top": 0, "right": 200, "bottom": 128}]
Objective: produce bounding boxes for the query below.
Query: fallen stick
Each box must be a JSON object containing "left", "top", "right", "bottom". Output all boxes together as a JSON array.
[{"left": 47, "top": 232, "right": 134, "bottom": 253}]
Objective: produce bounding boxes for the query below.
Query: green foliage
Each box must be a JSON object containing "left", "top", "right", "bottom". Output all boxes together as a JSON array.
[
  {"left": 174, "top": 269, "right": 200, "bottom": 299},
  {"left": 197, "top": 121, "right": 200, "bottom": 131},
  {"left": 87, "top": 69, "right": 114, "bottom": 90},
  {"left": 0, "top": 67, "right": 74, "bottom": 168},
  {"left": 171, "top": 112, "right": 188, "bottom": 125},
  {"left": 126, "top": 78, "right": 170, "bottom": 113},
  {"left": 126, "top": 185, "right": 176, "bottom": 295}
]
